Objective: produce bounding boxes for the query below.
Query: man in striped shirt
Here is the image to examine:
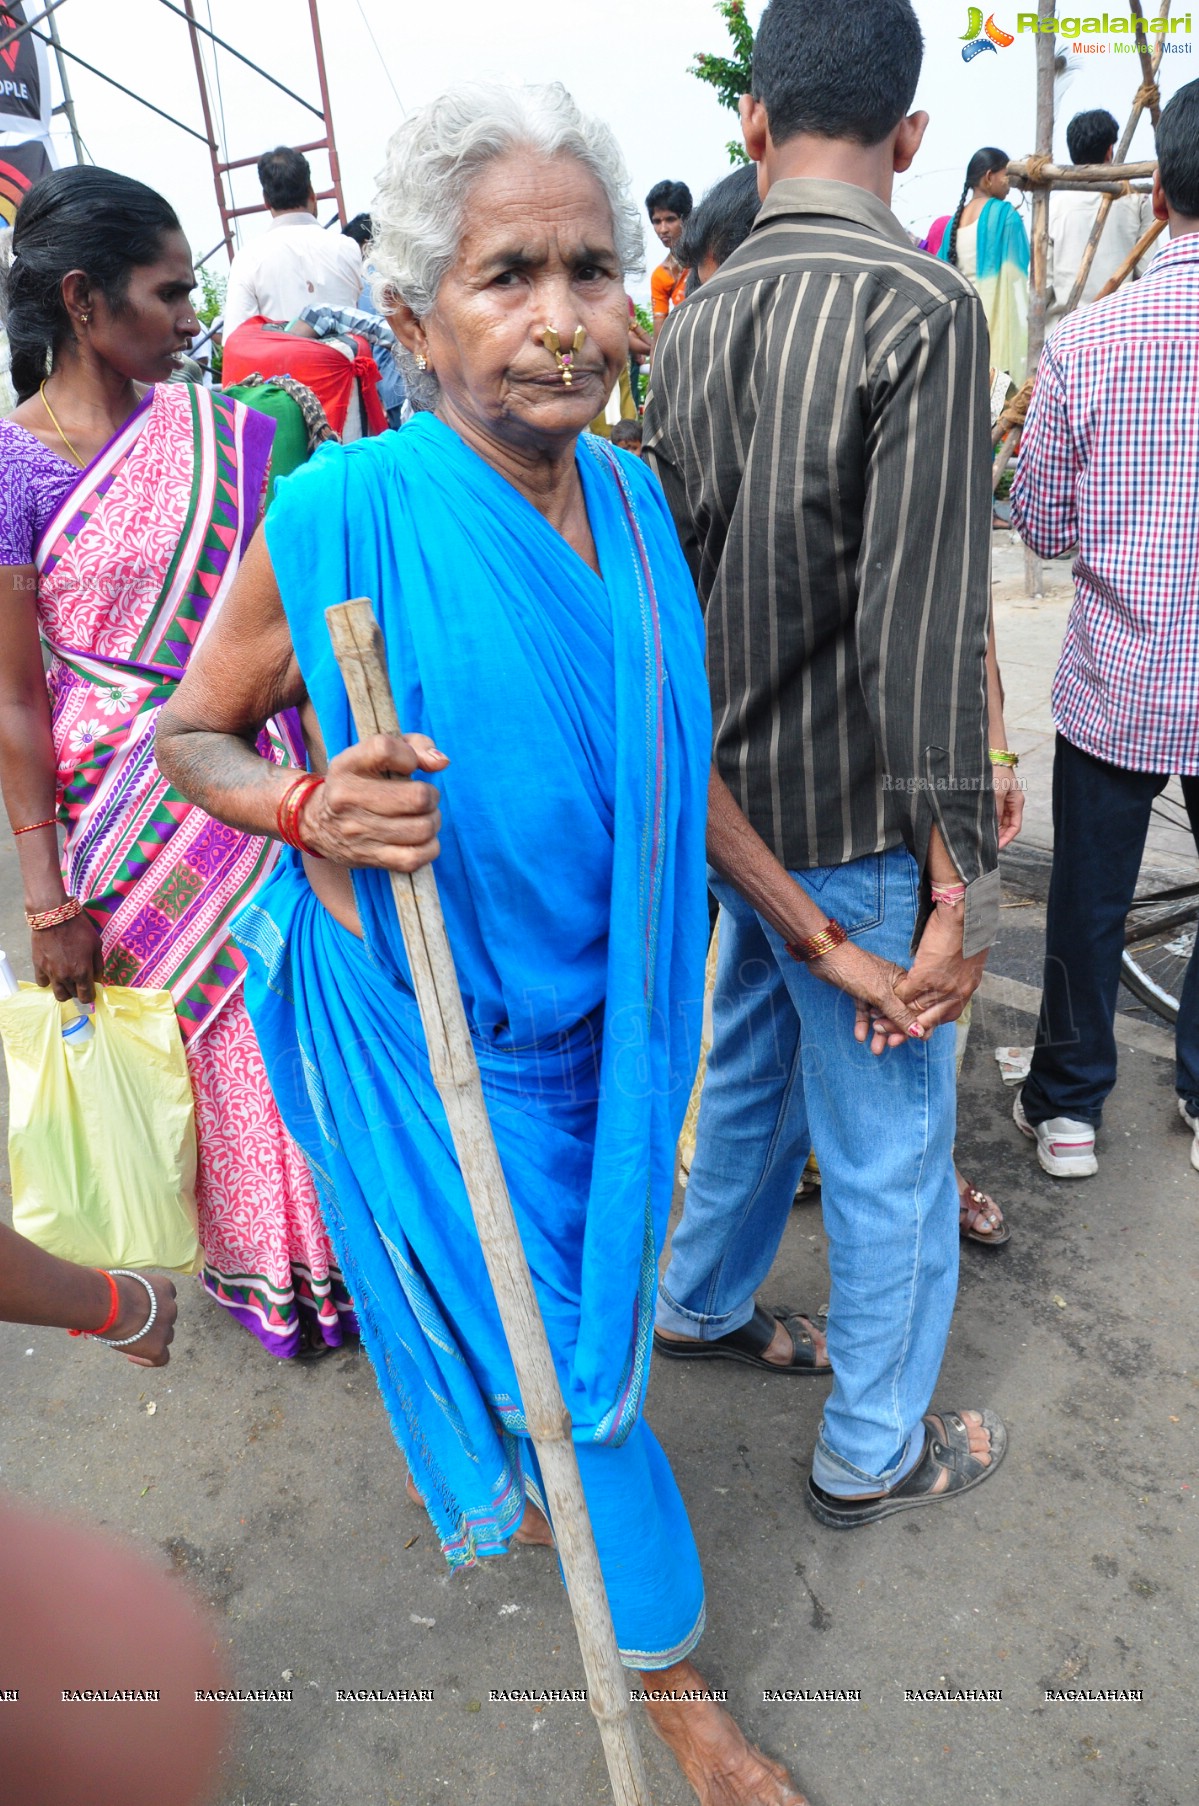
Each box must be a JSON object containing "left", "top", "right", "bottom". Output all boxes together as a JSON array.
[
  {"left": 1011, "top": 79, "right": 1199, "bottom": 1181},
  {"left": 645, "top": 0, "right": 1006, "bottom": 1528}
]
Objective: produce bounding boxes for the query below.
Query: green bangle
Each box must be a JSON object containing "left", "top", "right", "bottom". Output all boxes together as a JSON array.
[{"left": 989, "top": 749, "right": 1019, "bottom": 768}]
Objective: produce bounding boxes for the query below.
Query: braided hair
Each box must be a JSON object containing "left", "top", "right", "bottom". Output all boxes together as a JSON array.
[
  {"left": 5, "top": 166, "right": 180, "bottom": 403},
  {"left": 946, "top": 146, "right": 1009, "bottom": 268}
]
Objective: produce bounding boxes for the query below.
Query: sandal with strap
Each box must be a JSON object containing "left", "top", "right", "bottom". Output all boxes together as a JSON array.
[
  {"left": 958, "top": 1177, "right": 1011, "bottom": 1247},
  {"left": 653, "top": 1302, "right": 831, "bottom": 1377},
  {"left": 805, "top": 1408, "right": 1008, "bottom": 1528}
]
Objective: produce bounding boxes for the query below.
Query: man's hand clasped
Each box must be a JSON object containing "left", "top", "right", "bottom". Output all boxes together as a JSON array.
[
  {"left": 810, "top": 898, "right": 987, "bottom": 1056},
  {"left": 298, "top": 732, "right": 448, "bottom": 869}
]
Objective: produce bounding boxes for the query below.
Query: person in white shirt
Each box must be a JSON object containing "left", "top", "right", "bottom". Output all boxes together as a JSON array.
[
  {"left": 1047, "top": 108, "right": 1154, "bottom": 327},
  {"left": 223, "top": 146, "right": 362, "bottom": 338}
]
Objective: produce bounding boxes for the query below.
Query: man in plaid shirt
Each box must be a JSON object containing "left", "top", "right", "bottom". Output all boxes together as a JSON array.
[{"left": 1011, "top": 79, "right": 1199, "bottom": 1180}]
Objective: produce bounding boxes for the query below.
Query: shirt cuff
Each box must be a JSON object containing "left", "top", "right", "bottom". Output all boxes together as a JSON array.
[{"left": 961, "top": 867, "right": 1000, "bottom": 958}]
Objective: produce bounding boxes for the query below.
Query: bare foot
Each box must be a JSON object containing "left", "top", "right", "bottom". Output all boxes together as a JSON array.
[
  {"left": 403, "top": 1471, "right": 554, "bottom": 1546},
  {"left": 642, "top": 1660, "right": 808, "bottom": 1805},
  {"left": 513, "top": 1499, "right": 555, "bottom": 1547},
  {"left": 656, "top": 1314, "right": 829, "bottom": 1370}
]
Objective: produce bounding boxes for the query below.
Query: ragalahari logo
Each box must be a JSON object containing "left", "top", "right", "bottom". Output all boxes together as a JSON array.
[{"left": 961, "top": 9, "right": 1016, "bottom": 59}]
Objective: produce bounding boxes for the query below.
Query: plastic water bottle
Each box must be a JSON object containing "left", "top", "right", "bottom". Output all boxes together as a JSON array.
[
  {"left": 62, "top": 1005, "right": 94, "bottom": 1046},
  {"left": 0, "top": 949, "right": 93, "bottom": 1041}
]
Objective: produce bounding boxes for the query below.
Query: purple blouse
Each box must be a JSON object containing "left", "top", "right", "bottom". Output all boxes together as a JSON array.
[{"left": 0, "top": 415, "right": 80, "bottom": 565}]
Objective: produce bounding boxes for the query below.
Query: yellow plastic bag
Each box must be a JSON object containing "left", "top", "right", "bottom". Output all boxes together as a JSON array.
[{"left": 0, "top": 983, "right": 201, "bottom": 1274}]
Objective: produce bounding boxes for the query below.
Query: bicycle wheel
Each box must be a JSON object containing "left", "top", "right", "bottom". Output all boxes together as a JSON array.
[
  {"left": 1121, "top": 928, "right": 1193, "bottom": 1024},
  {"left": 1121, "top": 787, "right": 1199, "bottom": 1025}
]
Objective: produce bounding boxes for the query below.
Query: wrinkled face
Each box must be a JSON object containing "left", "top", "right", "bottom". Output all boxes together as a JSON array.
[
  {"left": 405, "top": 151, "right": 629, "bottom": 455},
  {"left": 650, "top": 207, "right": 685, "bottom": 250},
  {"left": 74, "top": 230, "right": 200, "bottom": 384}
]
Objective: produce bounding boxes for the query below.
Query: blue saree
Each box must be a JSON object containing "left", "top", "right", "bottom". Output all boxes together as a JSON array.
[{"left": 235, "top": 413, "right": 711, "bottom": 1664}]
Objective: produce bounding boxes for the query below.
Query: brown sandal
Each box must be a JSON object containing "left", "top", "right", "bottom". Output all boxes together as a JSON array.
[{"left": 958, "top": 1176, "right": 1010, "bottom": 1247}]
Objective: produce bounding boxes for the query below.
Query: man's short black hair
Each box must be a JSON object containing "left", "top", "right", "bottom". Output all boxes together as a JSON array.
[
  {"left": 257, "top": 146, "right": 312, "bottom": 212},
  {"left": 679, "top": 165, "right": 761, "bottom": 274},
  {"left": 1066, "top": 109, "right": 1119, "bottom": 166},
  {"left": 611, "top": 418, "right": 643, "bottom": 449},
  {"left": 1156, "top": 79, "right": 1199, "bottom": 218},
  {"left": 343, "top": 211, "right": 372, "bottom": 248},
  {"left": 645, "top": 179, "right": 692, "bottom": 220},
  {"left": 752, "top": 0, "right": 923, "bottom": 149}
]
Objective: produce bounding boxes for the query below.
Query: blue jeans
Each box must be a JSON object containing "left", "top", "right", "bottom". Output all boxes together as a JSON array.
[
  {"left": 656, "top": 848, "right": 960, "bottom": 1497},
  {"left": 1022, "top": 734, "right": 1199, "bottom": 1127}
]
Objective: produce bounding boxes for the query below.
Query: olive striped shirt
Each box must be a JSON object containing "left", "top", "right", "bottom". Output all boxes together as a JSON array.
[{"left": 644, "top": 178, "right": 999, "bottom": 949}]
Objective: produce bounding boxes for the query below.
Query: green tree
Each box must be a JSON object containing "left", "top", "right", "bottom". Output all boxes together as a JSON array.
[
  {"left": 690, "top": 0, "right": 755, "bottom": 165},
  {"left": 194, "top": 268, "right": 227, "bottom": 378}
]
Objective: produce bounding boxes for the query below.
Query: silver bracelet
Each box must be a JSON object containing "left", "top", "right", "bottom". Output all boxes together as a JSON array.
[{"left": 94, "top": 1270, "right": 158, "bottom": 1347}]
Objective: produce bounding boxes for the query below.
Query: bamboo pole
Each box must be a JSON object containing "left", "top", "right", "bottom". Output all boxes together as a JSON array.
[
  {"left": 1008, "top": 157, "right": 1157, "bottom": 188},
  {"left": 993, "top": 429, "right": 1020, "bottom": 493},
  {"left": 1061, "top": 2, "right": 1169, "bottom": 315},
  {"left": 1094, "top": 215, "right": 1168, "bottom": 298},
  {"left": 325, "top": 600, "right": 652, "bottom": 1806},
  {"left": 1023, "top": 0, "right": 1057, "bottom": 601},
  {"left": 1052, "top": 181, "right": 1154, "bottom": 195},
  {"left": 1130, "top": 0, "right": 1167, "bottom": 125}
]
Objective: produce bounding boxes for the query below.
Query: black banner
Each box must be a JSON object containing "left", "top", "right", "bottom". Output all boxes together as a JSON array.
[
  {"left": 0, "top": 4, "right": 50, "bottom": 135},
  {"left": 0, "top": 135, "right": 53, "bottom": 227}
]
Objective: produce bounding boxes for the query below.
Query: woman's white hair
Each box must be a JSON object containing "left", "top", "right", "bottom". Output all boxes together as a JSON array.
[{"left": 369, "top": 81, "right": 643, "bottom": 319}]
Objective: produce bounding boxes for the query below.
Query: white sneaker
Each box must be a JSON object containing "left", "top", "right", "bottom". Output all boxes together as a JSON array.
[
  {"left": 1180, "top": 1099, "right": 1199, "bottom": 1173},
  {"left": 1013, "top": 1089, "right": 1098, "bottom": 1178}
]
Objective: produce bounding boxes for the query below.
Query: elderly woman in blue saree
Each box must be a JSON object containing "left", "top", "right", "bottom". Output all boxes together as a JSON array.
[{"left": 158, "top": 83, "right": 810, "bottom": 1806}]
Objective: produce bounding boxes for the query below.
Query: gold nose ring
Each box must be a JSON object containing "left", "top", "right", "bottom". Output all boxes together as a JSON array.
[{"left": 542, "top": 324, "right": 586, "bottom": 386}]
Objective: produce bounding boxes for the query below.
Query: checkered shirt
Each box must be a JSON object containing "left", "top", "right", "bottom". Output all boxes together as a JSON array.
[{"left": 1011, "top": 233, "right": 1199, "bottom": 774}]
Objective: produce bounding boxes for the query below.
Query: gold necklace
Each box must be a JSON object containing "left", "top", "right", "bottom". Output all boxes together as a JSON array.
[{"left": 39, "top": 382, "right": 86, "bottom": 468}]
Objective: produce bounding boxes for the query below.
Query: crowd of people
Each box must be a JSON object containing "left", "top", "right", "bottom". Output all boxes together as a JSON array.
[{"left": 1, "top": 0, "right": 1198, "bottom": 1801}]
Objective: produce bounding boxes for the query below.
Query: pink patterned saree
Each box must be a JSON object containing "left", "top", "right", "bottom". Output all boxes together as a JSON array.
[{"left": 35, "top": 381, "right": 354, "bottom": 1356}]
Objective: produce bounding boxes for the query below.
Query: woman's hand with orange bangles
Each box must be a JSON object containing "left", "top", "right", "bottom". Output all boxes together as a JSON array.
[{"left": 297, "top": 732, "right": 449, "bottom": 872}]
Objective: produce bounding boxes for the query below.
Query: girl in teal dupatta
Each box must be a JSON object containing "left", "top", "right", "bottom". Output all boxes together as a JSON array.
[
  {"left": 233, "top": 411, "right": 711, "bottom": 1662},
  {"left": 937, "top": 147, "right": 1030, "bottom": 381}
]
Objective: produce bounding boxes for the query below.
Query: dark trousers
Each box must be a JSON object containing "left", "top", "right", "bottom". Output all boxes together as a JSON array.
[{"left": 1022, "top": 734, "right": 1199, "bottom": 1128}]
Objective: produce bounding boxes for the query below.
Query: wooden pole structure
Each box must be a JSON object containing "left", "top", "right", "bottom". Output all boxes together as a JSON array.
[
  {"left": 993, "top": 429, "right": 1021, "bottom": 493},
  {"left": 1008, "top": 157, "right": 1157, "bottom": 188},
  {"left": 1094, "top": 214, "right": 1168, "bottom": 298},
  {"left": 1023, "top": 0, "right": 1057, "bottom": 600},
  {"left": 1130, "top": 0, "right": 1168, "bottom": 121},
  {"left": 325, "top": 600, "right": 652, "bottom": 1806},
  {"left": 1061, "top": 2, "right": 1169, "bottom": 315}
]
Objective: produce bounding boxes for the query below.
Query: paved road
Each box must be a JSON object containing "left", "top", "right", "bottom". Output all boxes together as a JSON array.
[{"left": 1, "top": 686, "right": 1196, "bottom": 1804}]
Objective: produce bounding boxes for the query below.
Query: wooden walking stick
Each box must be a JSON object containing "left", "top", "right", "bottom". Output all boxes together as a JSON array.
[{"left": 326, "top": 600, "right": 652, "bottom": 1806}]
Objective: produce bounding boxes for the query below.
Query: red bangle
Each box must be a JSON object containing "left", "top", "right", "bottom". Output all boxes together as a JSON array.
[
  {"left": 12, "top": 817, "right": 57, "bottom": 837},
  {"left": 276, "top": 773, "right": 325, "bottom": 858},
  {"left": 785, "top": 919, "right": 849, "bottom": 963},
  {"left": 68, "top": 1268, "right": 121, "bottom": 1338}
]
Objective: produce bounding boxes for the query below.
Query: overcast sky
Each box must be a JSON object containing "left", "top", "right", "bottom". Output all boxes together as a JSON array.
[{"left": 24, "top": 0, "right": 1191, "bottom": 300}]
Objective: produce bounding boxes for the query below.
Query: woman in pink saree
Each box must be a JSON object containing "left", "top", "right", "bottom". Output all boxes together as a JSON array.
[{"left": 0, "top": 167, "right": 351, "bottom": 1357}]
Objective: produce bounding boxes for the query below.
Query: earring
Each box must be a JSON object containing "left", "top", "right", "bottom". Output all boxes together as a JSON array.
[
  {"left": 79, "top": 311, "right": 91, "bottom": 326},
  {"left": 414, "top": 352, "right": 428, "bottom": 371},
  {"left": 541, "top": 324, "right": 586, "bottom": 386}
]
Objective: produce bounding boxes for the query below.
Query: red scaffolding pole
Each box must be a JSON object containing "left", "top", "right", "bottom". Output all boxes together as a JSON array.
[{"left": 180, "top": 0, "right": 347, "bottom": 262}]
